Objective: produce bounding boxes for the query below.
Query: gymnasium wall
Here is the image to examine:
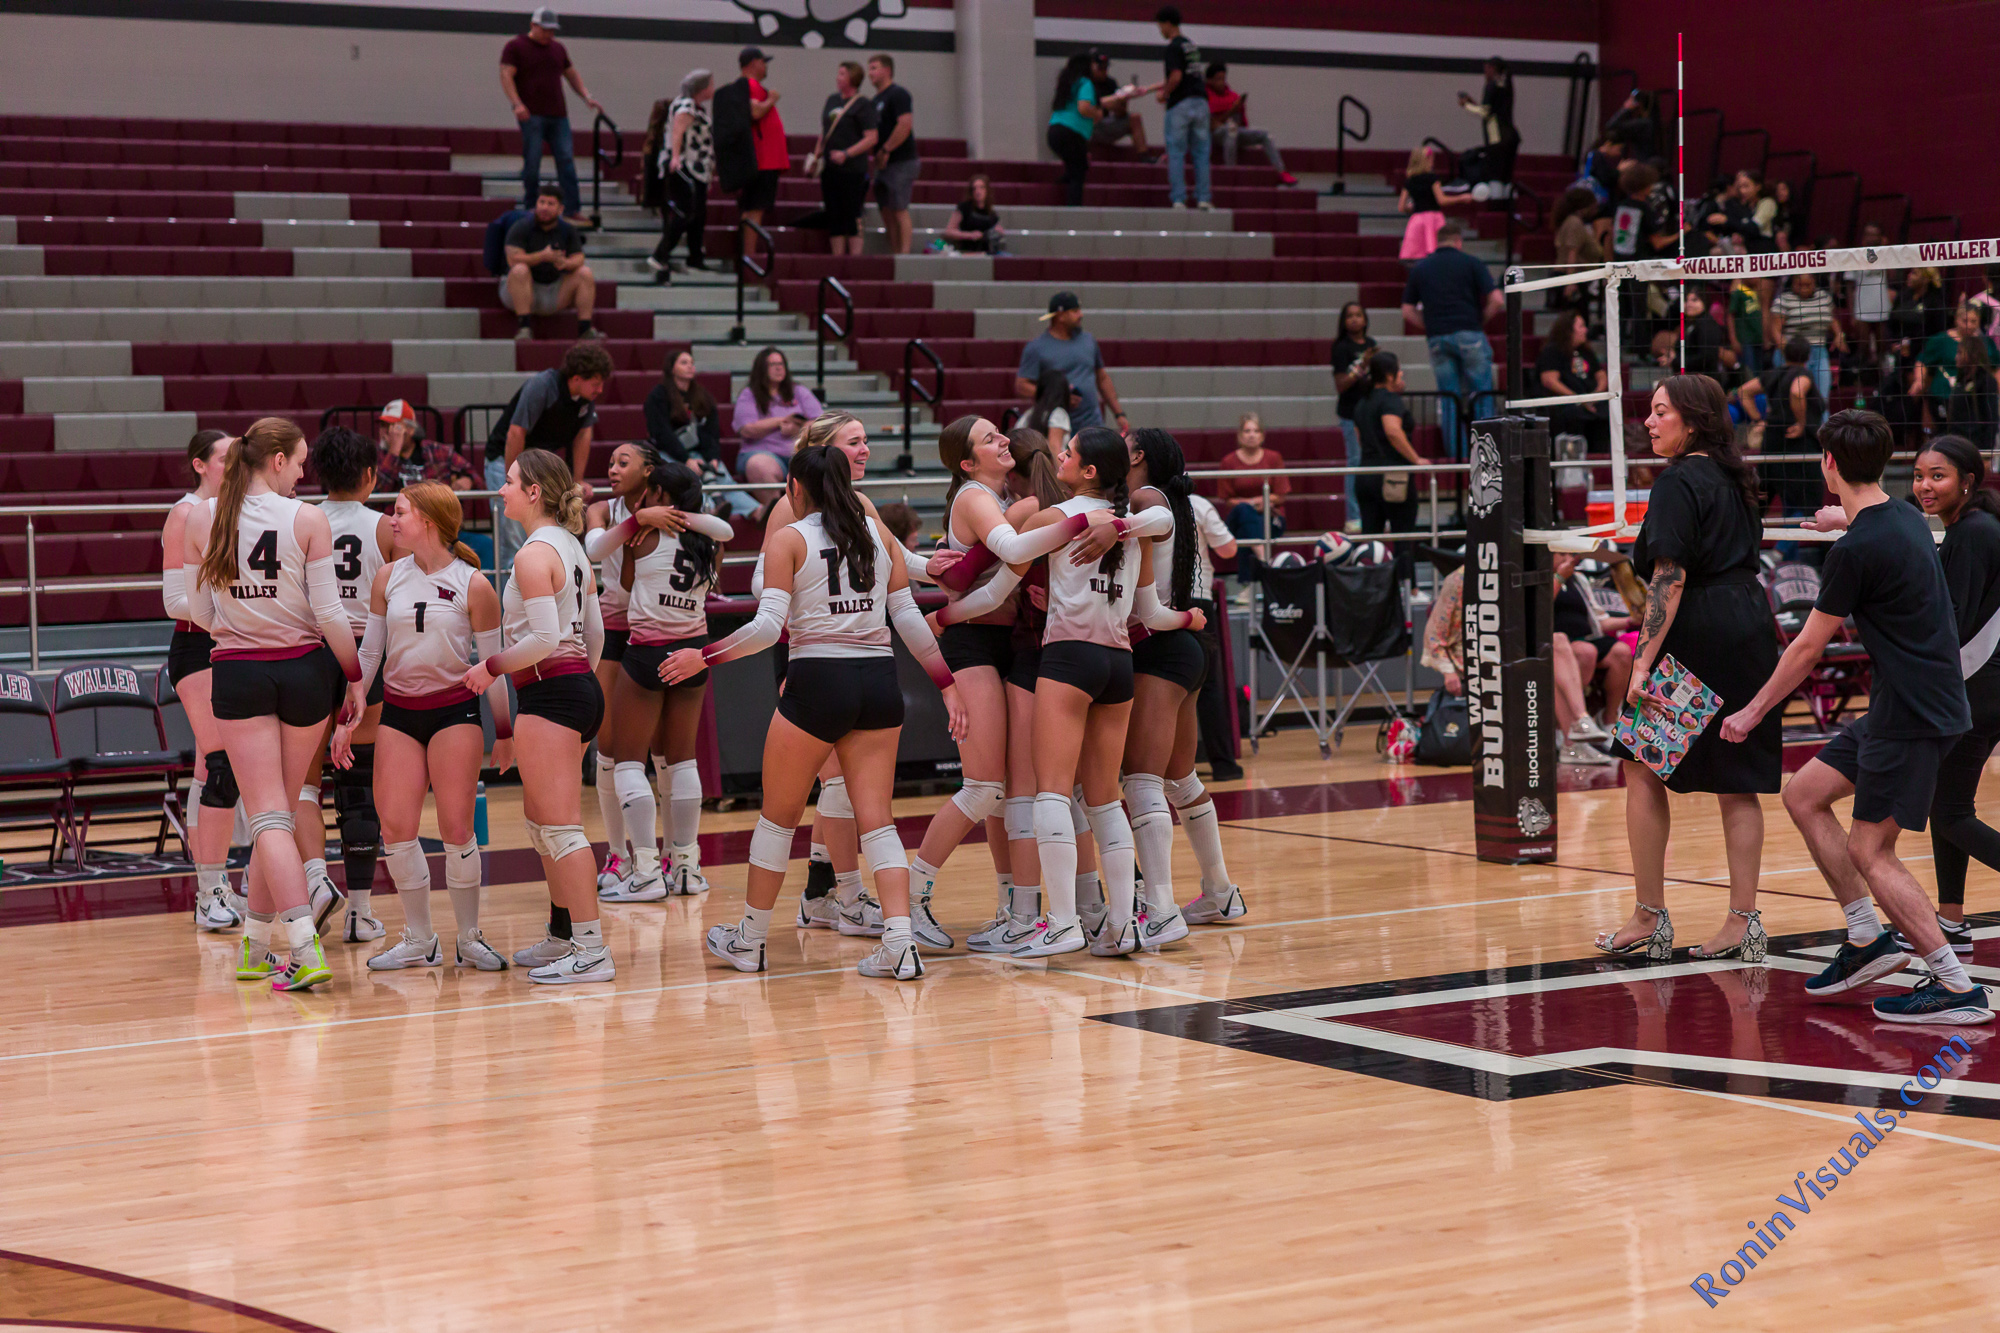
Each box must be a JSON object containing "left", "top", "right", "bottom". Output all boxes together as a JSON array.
[{"left": 1597, "top": 1, "right": 2000, "bottom": 238}]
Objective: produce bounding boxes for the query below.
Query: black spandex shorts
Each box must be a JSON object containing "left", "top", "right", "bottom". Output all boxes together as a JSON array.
[
  {"left": 1008, "top": 644, "right": 1041, "bottom": 692},
  {"left": 1132, "top": 628, "right": 1207, "bottom": 692},
  {"left": 516, "top": 670, "right": 605, "bottom": 742},
  {"left": 1038, "top": 640, "right": 1134, "bottom": 706},
  {"left": 1814, "top": 713, "right": 1958, "bottom": 832},
  {"left": 380, "top": 696, "right": 483, "bottom": 747},
  {"left": 601, "top": 627, "right": 630, "bottom": 664},
  {"left": 328, "top": 657, "right": 385, "bottom": 717},
  {"left": 167, "top": 627, "right": 215, "bottom": 687},
  {"left": 941, "top": 623, "right": 1014, "bottom": 677},
  {"left": 621, "top": 636, "right": 710, "bottom": 692},
  {"left": 212, "top": 645, "right": 343, "bottom": 727},
  {"left": 777, "top": 656, "right": 904, "bottom": 743}
]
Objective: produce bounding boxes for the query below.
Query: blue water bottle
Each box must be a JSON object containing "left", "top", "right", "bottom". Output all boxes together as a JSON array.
[{"left": 474, "top": 780, "right": 489, "bottom": 847}]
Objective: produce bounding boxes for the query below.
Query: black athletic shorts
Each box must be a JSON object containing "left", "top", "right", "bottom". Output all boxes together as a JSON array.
[
  {"left": 621, "top": 635, "right": 710, "bottom": 692},
  {"left": 167, "top": 627, "right": 215, "bottom": 687},
  {"left": 777, "top": 656, "right": 904, "bottom": 743},
  {"left": 515, "top": 670, "right": 604, "bottom": 742},
  {"left": 941, "top": 623, "right": 1013, "bottom": 677},
  {"left": 328, "top": 657, "right": 385, "bottom": 717},
  {"left": 1007, "top": 643, "right": 1041, "bottom": 692},
  {"left": 1815, "top": 713, "right": 1959, "bottom": 832},
  {"left": 1131, "top": 628, "right": 1207, "bottom": 692},
  {"left": 738, "top": 168, "right": 781, "bottom": 215},
  {"left": 601, "top": 627, "right": 630, "bottom": 664},
  {"left": 1038, "top": 639, "right": 1134, "bottom": 706},
  {"left": 212, "top": 645, "right": 343, "bottom": 727},
  {"left": 380, "top": 696, "right": 482, "bottom": 747}
]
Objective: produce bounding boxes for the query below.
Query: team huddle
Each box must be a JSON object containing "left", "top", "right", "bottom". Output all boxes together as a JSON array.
[{"left": 168, "top": 409, "right": 1248, "bottom": 988}]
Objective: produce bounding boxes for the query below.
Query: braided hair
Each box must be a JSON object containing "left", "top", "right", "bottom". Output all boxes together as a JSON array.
[
  {"left": 1129, "top": 427, "right": 1196, "bottom": 609},
  {"left": 654, "top": 457, "right": 718, "bottom": 587},
  {"left": 1072, "top": 426, "right": 1130, "bottom": 601}
]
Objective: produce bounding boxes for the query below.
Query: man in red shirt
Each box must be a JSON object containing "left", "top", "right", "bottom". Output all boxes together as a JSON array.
[
  {"left": 499, "top": 7, "right": 604, "bottom": 225},
  {"left": 734, "top": 46, "right": 788, "bottom": 232}
]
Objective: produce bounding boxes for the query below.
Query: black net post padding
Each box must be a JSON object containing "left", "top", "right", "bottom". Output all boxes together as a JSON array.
[{"left": 1465, "top": 412, "right": 1560, "bottom": 864}]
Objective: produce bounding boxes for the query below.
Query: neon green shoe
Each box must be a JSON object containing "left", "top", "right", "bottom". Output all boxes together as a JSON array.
[
  {"left": 234, "top": 937, "right": 279, "bottom": 981},
  {"left": 271, "top": 938, "right": 332, "bottom": 992}
]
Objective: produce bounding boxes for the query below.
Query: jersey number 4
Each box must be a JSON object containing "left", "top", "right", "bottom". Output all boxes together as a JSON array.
[{"left": 248, "top": 530, "right": 281, "bottom": 580}]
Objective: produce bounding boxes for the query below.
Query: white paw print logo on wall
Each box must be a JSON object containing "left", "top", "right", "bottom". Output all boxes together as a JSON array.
[{"left": 732, "top": 0, "right": 906, "bottom": 48}]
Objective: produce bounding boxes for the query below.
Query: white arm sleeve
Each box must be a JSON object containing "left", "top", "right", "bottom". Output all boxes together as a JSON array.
[
  {"left": 936, "top": 564, "right": 1022, "bottom": 627},
  {"left": 474, "top": 628, "right": 504, "bottom": 664},
  {"left": 750, "top": 551, "right": 766, "bottom": 598},
  {"left": 981, "top": 510, "right": 1091, "bottom": 563},
  {"left": 1134, "top": 585, "right": 1193, "bottom": 631},
  {"left": 185, "top": 573, "right": 216, "bottom": 631},
  {"left": 1118, "top": 506, "right": 1174, "bottom": 540},
  {"left": 355, "top": 613, "right": 386, "bottom": 689},
  {"left": 585, "top": 516, "right": 638, "bottom": 560},
  {"left": 701, "top": 589, "right": 791, "bottom": 666},
  {"left": 483, "top": 595, "right": 562, "bottom": 674},
  {"left": 682, "top": 511, "right": 736, "bottom": 541},
  {"left": 583, "top": 592, "right": 604, "bottom": 670},
  {"left": 888, "top": 586, "right": 954, "bottom": 688},
  {"left": 901, "top": 544, "right": 937, "bottom": 585},
  {"left": 161, "top": 567, "right": 190, "bottom": 621},
  {"left": 306, "top": 556, "right": 349, "bottom": 640}
]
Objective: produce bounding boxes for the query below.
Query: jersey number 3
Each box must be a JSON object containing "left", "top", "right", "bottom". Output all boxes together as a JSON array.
[{"left": 333, "top": 534, "right": 364, "bottom": 582}]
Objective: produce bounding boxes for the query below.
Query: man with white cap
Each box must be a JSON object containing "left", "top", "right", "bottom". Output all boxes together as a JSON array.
[{"left": 500, "top": 8, "right": 604, "bottom": 226}]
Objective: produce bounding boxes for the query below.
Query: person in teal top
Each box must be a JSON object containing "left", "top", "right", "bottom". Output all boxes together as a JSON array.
[
  {"left": 1918, "top": 301, "right": 2000, "bottom": 446},
  {"left": 1047, "top": 51, "right": 1101, "bottom": 206}
]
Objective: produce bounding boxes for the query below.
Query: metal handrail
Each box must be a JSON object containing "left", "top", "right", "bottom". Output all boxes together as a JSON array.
[
  {"left": 1862, "top": 191, "right": 1913, "bottom": 244},
  {"left": 1808, "top": 170, "right": 1863, "bottom": 248},
  {"left": 815, "top": 274, "right": 853, "bottom": 397},
  {"left": 589, "top": 110, "right": 623, "bottom": 230},
  {"left": 1560, "top": 52, "right": 1599, "bottom": 165},
  {"left": 1330, "top": 94, "right": 1372, "bottom": 195},
  {"left": 1503, "top": 181, "right": 1544, "bottom": 269},
  {"left": 731, "top": 218, "right": 773, "bottom": 344},
  {"left": 1910, "top": 213, "right": 1963, "bottom": 243},
  {"left": 451, "top": 401, "right": 512, "bottom": 452},
  {"left": 1763, "top": 149, "right": 1817, "bottom": 230},
  {"left": 1420, "top": 136, "right": 1458, "bottom": 182},
  {"left": 899, "top": 338, "right": 943, "bottom": 475}
]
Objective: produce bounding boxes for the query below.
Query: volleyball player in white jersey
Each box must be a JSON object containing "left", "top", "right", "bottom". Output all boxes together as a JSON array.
[
  {"left": 1007, "top": 426, "right": 1198, "bottom": 958},
  {"left": 164, "top": 430, "right": 242, "bottom": 931},
  {"left": 184, "top": 418, "right": 363, "bottom": 991},
  {"left": 663, "top": 445, "right": 965, "bottom": 980},
  {"left": 308, "top": 427, "right": 395, "bottom": 943},
  {"left": 462, "top": 448, "right": 609, "bottom": 984},
  {"left": 335, "top": 481, "right": 512, "bottom": 971},
  {"left": 593, "top": 451, "right": 733, "bottom": 901},
  {"left": 583, "top": 447, "right": 641, "bottom": 893}
]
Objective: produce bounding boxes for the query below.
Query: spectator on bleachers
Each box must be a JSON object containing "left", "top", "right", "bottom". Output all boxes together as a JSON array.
[
  {"left": 1536, "top": 311, "right": 1609, "bottom": 455},
  {"left": 714, "top": 47, "right": 786, "bottom": 237},
  {"left": 1767, "top": 271, "right": 1844, "bottom": 400},
  {"left": 1767, "top": 180, "right": 1794, "bottom": 251},
  {"left": 1398, "top": 145, "right": 1471, "bottom": 263},
  {"left": 645, "top": 350, "right": 754, "bottom": 516},
  {"left": 1204, "top": 63, "right": 1295, "bottom": 185},
  {"left": 503, "top": 185, "right": 597, "bottom": 341},
  {"left": 377, "top": 399, "right": 475, "bottom": 494},
  {"left": 1727, "top": 276, "right": 1768, "bottom": 377},
  {"left": 1400, "top": 220, "right": 1500, "bottom": 460},
  {"left": 1329, "top": 302, "right": 1377, "bottom": 528},
  {"left": 1601, "top": 91, "right": 1657, "bottom": 158},
  {"left": 1736, "top": 338, "right": 1826, "bottom": 530},
  {"left": 1891, "top": 266, "right": 1951, "bottom": 347},
  {"left": 1704, "top": 169, "right": 1776, "bottom": 255},
  {"left": 1422, "top": 564, "right": 1466, "bottom": 695},
  {"left": 1680, "top": 291, "right": 1734, "bottom": 379},
  {"left": 877, "top": 501, "right": 924, "bottom": 551},
  {"left": 1024, "top": 368, "right": 1073, "bottom": 450},
  {"left": 1552, "top": 186, "right": 1605, "bottom": 309},
  {"left": 499, "top": 7, "right": 602, "bottom": 226},
  {"left": 648, "top": 70, "right": 715, "bottom": 283},
  {"left": 1609, "top": 162, "right": 1679, "bottom": 263},
  {"left": 732, "top": 347, "right": 824, "bottom": 501},
  {"left": 1916, "top": 302, "right": 2000, "bottom": 446},
  {"left": 1212, "top": 412, "right": 1289, "bottom": 542},
  {"left": 1553, "top": 548, "right": 1635, "bottom": 738},
  {"left": 1842, "top": 223, "right": 1892, "bottom": 376},
  {"left": 942, "top": 174, "right": 1006, "bottom": 254},
  {"left": 1154, "top": 7, "right": 1212, "bottom": 211},
  {"left": 1015, "top": 291, "right": 1126, "bottom": 433},
  {"left": 1048, "top": 52, "right": 1101, "bottom": 208},
  {"left": 1456, "top": 56, "right": 1519, "bottom": 187},
  {"left": 485, "top": 340, "right": 610, "bottom": 565},
  {"left": 868, "top": 54, "right": 920, "bottom": 256},
  {"left": 1354, "top": 352, "right": 1422, "bottom": 581},
  {"left": 1089, "top": 51, "right": 1158, "bottom": 161},
  {"left": 1969, "top": 265, "right": 2000, "bottom": 341},
  {"left": 818, "top": 62, "right": 879, "bottom": 258}
]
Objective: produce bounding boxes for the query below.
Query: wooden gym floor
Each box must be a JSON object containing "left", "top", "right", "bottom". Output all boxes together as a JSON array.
[{"left": 4, "top": 730, "right": 2000, "bottom": 1331}]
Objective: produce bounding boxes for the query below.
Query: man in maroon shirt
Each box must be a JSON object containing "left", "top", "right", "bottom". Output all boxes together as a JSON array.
[{"left": 499, "top": 7, "right": 604, "bottom": 225}]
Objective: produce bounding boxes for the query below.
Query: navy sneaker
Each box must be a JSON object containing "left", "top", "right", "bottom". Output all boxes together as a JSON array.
[
  {"left": 1891, "top": 916, "right": 1975, "bottom": 956},
  {"left": 1873, "top": 979, "right": 1995, "bottom": 1025},
  {"left": 1804, "top": 931, "right": 1910, "bottom": 997}
]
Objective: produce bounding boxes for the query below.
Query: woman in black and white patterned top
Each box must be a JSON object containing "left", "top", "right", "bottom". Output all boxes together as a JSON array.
[{"left": 650, "top": 69, "right": 717, "bottom": 281}]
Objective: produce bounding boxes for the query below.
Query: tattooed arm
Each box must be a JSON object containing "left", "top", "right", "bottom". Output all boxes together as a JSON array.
[{"left": 1625, "top": 558, "right": 1687, "bottom": 708}]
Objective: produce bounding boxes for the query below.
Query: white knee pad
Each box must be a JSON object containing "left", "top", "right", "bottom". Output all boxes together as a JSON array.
[
  {"left": 1069, "top": 786, "right": 1090, "bottom": 836},
  {"left": 541, "top": 823, "right": 590, "bottom": 862},
  {"left": 951, "top": 778, "right": 1005, "bottom": 824},
  {"left": 384, "top": 837, "right": 431, "bottom": 893},
  {"left": 247, "top": 808, "right": 295, "bottom": 840},
  {"left": 523, "top": 818, "right": 550, "bottom": 857},
  {"left": 816, "top": 776, "right": 853, "bottom": 821},
  {"left": 749, "top": 816, "right": 794, "bottom": 873},
  {"left": 858, "top": 824, "right": 908, "bottom": 873},
  {"left": 1085, "top": 800, "right": 1135, "bottom": 856},
  {"left": 1164, "top": 772, "right": 1206, "bottom": 808},
  {"left": 444, "top": 838, "right": 481, "bottom": 892},
  {"left": 298, "top": 784, "right": 321, "bottom": 808},
  {"left": 1003, "top": 795, "right": 1036, "bottom": 843},
  {"left": 1034, "top": 791, "right": 1077, "bottom": 847},
  {"left": 1123, "top": 773, "right": 1170, "bottom": 823}
]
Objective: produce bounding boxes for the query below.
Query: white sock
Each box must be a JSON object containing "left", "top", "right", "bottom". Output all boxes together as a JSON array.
[
  {"left": 1176, "top": 795, "right": 1233, "bottom": 893},
  {"left": 995, "top": 871, "right": 1013, "bottom": 913},
  {"left": 667, "top": 759, "right": 703, "bottom": 849},
  {"left": 742, "top": 904, "right": 773, "bottom": 941},
  {"left": 246, "top": 911, "right": 274, "bottom": 950},
  {"left": 834, "top": 868, "right": 864, "bottom": 906},
  {"left": 1085, "top": 801, "right": 1136, "bottom": 931},
  {"left": 280, "top": 909, "right": 317, "bottom": 953},
  {"left": 573, "top": 920, "right": 604, "bottom": 950},
  {"left": 384, "top": 838, "right": 434, "bottom": 939},
  {"left": 304, "top": 857, "right": 331, "bottom": 892},
  {"left": 1844, "top": 897, "right": 1882, "bottom": 945},
  {"left": 911, "top": 854, "right": 941, "bottom": 903},
  {"left": 1927, "top": 945, "right": 1974, "bottom": 991},
  {"left": 1011, "top": 882, "right": 1040, "bottom": 921},
  {"left": 350, "top": 888, "right": 372, "bottom": 918},
  {"left": 594, "top": 751, "right": 626, "bottom": 864},
  {"left": 1124, "top": 775, "right": 1176, "bottom": 911},
  {"left": 1034, "top": 792, "right": 1078, "bottom": 922},
  {"left": 614, "top": 761, "right": 657, "bottom": 860},
  {"left": 883, "top": 914, "right": 912, "bottom": 954},
  {"left": 444, "top": 838, "right": 481, "bottom": 933},
  {"left": 196, "top": 863, "right": 230, "bottom": 895}
]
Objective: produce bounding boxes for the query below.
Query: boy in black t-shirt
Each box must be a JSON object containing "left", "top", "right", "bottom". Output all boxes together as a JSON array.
[
  {"left": 1721, "top": 409, "right": 1989, "bottom": 1024},
  {"left": 1154, "top": 7, "right": 1211, "bottom": 209}
]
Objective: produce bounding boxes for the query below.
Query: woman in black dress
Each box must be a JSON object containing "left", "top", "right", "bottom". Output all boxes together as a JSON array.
[{"left": 1595, "top": 374, "right": 1781, "bottom": 961}]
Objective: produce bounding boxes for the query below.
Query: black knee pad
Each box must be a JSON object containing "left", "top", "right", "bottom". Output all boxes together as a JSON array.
[
  {"left": 333, "top": 743, "right": 380, "bottom": 850},
  {"left": 200, "top": 751, "right": 238, "bottom": 810}
]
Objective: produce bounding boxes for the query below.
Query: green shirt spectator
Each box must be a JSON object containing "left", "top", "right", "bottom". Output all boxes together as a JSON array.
[
  {"left": 1050, "top": 75, "right": 1097, "bottom": 137},
  {"left": 1919, "top": 326, "right": 2000, "bottom": 401}
]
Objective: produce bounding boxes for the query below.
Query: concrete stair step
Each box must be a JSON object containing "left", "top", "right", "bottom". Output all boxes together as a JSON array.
[
  {"left": 47, "top": 411, "right": 200, "bottom": 452},
  {"left": 888, "top": 229, "right": 1274, "bottom": 263},
  {"left": 617, "top": 285, "right": 775, "bottom": 314},
  {"left": 290, "top": 248, "right": 413, "bottom": 278},
  {"left": 930, "top": 280, "right": 1356, "bottom": 312},
  {"left": 261, "top": 219, "right": 383, "bottom": 248},
  {"left": 0, "top": 308, "right": 480, "bottom": 342},
  {"left": 664, "top": 313, "right": 807, "bottom": 342},
  {"left": 0, "top": 340, "right": 133, "bottom": 377},
  {"left": 22, "top": 375, "right": 163, "bottom": 413},
  {"left": 907, "top": 204, "right": 1233, "bottom": 232},
  {"left": 391, "top": 338, "right": 517, "bottom": 375},
  {"left": 0, "top": 276, "right": 444, "bottom": 309}
]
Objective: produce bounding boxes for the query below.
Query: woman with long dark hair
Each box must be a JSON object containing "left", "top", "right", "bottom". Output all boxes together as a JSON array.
[
  {"left": 663, "top": 445, "right": 965, "bottom": 980},
  {"left": 1329, "top": 302, "right": 1376, "bottom": 525},
  {"left": 1597, "top": 374, "right": 1780, "bottom": 961},
  {"left": 1048, "top": 52, "right": 1101, "bottom": 207},
  {"left": 185, "top": 418, "right": 363, "bottom": 991},
  {"left": 1353, "top": 351, "right": 1423, "bottom": 581},
  {"left": 582, "top": 441, "right": 648, "bottom": 895},
  {"left": 732, "top": 346, "right": 825, "bottom": 504}
]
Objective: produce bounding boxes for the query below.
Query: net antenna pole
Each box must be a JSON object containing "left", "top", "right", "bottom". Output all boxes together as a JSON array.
[
  {"left": 1605, "top": 273, "right": 1627, "bottom": 533},
  {"left": 1677, "top": 31, "right": 1685, "bottom": 371}
]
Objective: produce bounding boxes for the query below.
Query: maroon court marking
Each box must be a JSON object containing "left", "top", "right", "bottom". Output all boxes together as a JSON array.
[{"left": 0, "top": 1248, "right": 338, "bottom": 1333}]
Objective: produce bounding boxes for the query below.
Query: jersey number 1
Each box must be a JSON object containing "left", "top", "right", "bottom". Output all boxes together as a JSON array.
[{"left": 820, "top": 549, "right": 843, "bottom": 597}]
